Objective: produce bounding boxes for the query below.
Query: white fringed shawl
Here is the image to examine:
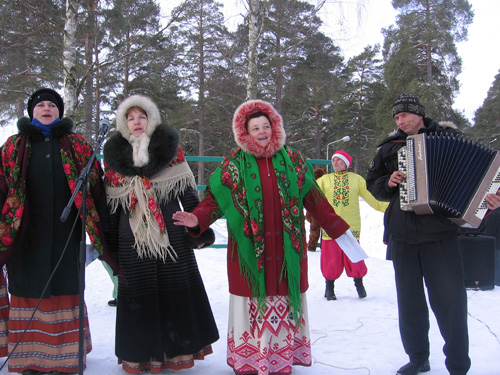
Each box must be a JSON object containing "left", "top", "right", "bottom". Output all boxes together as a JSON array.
[{"left": 105, "top": 161, "right": 196, "bottom": 261}]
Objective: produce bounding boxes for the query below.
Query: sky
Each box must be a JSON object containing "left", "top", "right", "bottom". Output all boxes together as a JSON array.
[
  {"left": 1, "top": 0, "right": 497, "bottom": 141},
  {"left": 315, "top": 0, "right": 500, "bottom": 122},
  {"left": 174, "top": 0, "right": 500, "bottom": 123},
  {"left": 1, "top": 200, "right": 498, "bottom": 374}
]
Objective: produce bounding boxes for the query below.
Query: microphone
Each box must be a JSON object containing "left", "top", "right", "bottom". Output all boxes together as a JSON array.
[{"left": 98, "top": 120, "right": 110, "bottom": 137}]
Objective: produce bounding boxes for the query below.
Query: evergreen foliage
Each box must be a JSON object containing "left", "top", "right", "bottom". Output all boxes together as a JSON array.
[
  {"left": 468, "top": 70, "right": 500, "bottom": 149},
  {"left": 338, "top": 45, "right": 386, "bottom": 174},
  {"left": 377, "top": 0, "right": 473, "bottom": 138},
  {"left": 1, "top": 0, "right": 497, "bottom": 182},
  {"left": 258, "top": 0, "right": 323, "bottom": 112},
  {"left": 0, "top": 0, "right": 66, "bottom": 121},
  {"left": 281, "top": 31, "right": 345, "bottom": 160}
]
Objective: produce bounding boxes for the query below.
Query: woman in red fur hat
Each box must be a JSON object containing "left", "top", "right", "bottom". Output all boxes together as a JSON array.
[{"left": 173, "top": 100, "right": 351, "bottom": 375}]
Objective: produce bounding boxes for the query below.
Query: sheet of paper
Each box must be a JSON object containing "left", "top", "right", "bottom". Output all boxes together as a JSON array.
[{"left": 335, "top": 230, "right": 369, "bottom": 263}]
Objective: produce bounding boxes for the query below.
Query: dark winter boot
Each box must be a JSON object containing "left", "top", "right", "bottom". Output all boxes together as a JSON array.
[
  {"left": 396, "top": 359, "right": 430, "bottom": 375},
  {"left": 324, "top": 279, "right": 336, "bottom": 301},
  {"left": 354, "top": 278, "right": 367, "bottom": 298}
]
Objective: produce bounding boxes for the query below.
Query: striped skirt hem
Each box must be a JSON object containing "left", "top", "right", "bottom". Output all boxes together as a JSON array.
[
  {"left": 0, "top": 273, "right": 9, "bottom": 357},
  {"left": 119, "top": 345, "right": 213, "bottom": 374},
  {"left": 7, "top": 294, "right": 91, "bottom": 373}
]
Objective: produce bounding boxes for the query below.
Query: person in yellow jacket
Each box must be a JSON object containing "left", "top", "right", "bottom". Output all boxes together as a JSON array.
[{"left": 317, "top": 150, "right": 388, "bottom": 300}]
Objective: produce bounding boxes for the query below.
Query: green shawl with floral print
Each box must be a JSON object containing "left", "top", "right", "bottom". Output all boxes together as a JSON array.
[{"left": 209, "top": 145, "right": 315, "bottom": 323}]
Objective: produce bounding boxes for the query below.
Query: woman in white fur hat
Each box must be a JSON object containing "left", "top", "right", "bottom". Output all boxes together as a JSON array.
[{"left": 103, "top": 95, "right": 219, "bottom": 374}]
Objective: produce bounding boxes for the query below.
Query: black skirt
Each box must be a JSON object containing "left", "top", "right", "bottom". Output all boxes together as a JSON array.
[{"left": 114, "top": 195, "right": 219, "bottom": 362}]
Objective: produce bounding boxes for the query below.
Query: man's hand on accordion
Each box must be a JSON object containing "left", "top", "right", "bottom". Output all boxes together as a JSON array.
[
  {"left": 485, "top": 189, "right": 500, "bottom": 211},
  {"left": 388, "top": 171, "right": 406, "bottom": 188}
]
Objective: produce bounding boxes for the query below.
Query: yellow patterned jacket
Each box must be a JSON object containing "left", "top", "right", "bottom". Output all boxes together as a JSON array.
[{"left": 317, "top": 171, "right": 388, "bottom": 240}]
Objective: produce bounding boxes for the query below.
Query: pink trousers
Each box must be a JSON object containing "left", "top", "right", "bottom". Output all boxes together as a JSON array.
[{"left": 320, "top": 239, "right": 367, "bottom": 280}]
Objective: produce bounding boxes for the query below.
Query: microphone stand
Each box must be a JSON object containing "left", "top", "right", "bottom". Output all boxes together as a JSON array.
[{"left": 60, "top": 126, "right": 108, "bottom": 375}]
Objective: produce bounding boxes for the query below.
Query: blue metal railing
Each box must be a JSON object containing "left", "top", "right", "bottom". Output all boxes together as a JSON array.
[
  {"left": 98, "top": 154, "right": 330, "bottom": 190},
  {"left": 185, "top": 156, "right": 331, "bottom": 190},
  {"left": 96, "top": 155, "right": 326, "bottom": 249}
]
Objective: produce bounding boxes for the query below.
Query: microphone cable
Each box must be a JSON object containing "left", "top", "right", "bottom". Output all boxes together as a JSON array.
[{"left": 0, "top": 203, "right": 82, "bottom": 371}]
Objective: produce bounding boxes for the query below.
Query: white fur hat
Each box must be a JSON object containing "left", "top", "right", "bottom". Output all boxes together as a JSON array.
[{"left": 115, "top": 95, "right": 162, "bottom": 139}]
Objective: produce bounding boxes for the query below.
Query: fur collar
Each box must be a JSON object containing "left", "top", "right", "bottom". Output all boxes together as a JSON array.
[
  {"left": 103, "top": 124, "right": 180, "bottom": 178},
  {"left": 380, "top": 118, "right": 457, "bottom": 146},
  {"left": 233, "top": 100, "right": 286, "bottom": 158},
  {"left": 17, "top": 117, "right": 74, "bottom": 141}
]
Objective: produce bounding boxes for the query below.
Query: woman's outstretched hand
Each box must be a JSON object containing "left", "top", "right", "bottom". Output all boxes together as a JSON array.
[{"left": 172, "top": 211, "right": 199, "bottom": 228}]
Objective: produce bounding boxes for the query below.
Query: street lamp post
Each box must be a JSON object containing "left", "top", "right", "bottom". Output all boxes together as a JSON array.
[
  {"left": 326, "top": 136, "right": 351, "bottom": 172},
  {"left": 326, "top": 136, "right": 350, "bottom": 161}
]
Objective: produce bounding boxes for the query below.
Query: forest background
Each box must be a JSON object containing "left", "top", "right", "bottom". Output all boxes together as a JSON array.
[{"left": 1, "top": 0, "right": 499, "bottom": 186}]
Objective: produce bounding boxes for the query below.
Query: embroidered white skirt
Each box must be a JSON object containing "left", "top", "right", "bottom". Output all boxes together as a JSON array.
[{"left": 227, "top": 293, "right": 311, "bottom": 375}]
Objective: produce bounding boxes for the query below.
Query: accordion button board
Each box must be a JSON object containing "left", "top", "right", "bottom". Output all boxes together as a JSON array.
[{"left": 398, "top": 132, "right": 500, "bottom": 227}]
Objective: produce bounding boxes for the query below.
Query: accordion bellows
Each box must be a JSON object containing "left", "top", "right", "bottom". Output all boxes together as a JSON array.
[{"left": 398, "top": 133, "right": 500, "bottom": 227}]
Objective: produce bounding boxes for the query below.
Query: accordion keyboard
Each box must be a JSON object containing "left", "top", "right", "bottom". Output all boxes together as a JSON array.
[
  {"left": 474, "top": 165, "right": 500, "bottom": 218},
  {"left": 398, "top": 142, "right": 418, "bottom": 211},
  {"left": 398, "top": 146, "right": 412, "bottom": 211}
]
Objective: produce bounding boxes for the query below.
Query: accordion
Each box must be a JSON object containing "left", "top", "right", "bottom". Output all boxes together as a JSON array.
[{"left": 398, "top": 132, "right": 500, "bottom": 227}]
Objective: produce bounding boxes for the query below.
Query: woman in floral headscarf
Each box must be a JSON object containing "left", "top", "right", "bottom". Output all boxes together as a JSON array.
[
  {"left": 0, "top": 88, "right": 114, "bottom": 374},
  {"left": 173, "top": 100, "right": 350, "bottom": 375},
  {"left": 103, "top": 95, "right": 218, "bottom": 374}
]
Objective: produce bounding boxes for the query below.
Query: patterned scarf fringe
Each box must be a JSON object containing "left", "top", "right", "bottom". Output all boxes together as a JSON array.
[
  {"left": 132, "top": 221, "right": 177, "bottom": 262},
  {"left": 280, "top": 262, "right": 303, "bottom": 324},
  {"left": 106, "top": 162, "right": 196, "bottom": 262},
  {"left": 106, "top": 171, "right": 196, "bottom": 216},
  {"left": 155, "top": 172, "right": 196, "bottom": 204}
]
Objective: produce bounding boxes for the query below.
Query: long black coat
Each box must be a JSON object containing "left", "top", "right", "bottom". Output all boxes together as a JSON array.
[
  {"left": 2, "top": 118, "right": 108, "bottom": 298},
  {"left": 103, "top": 124, "right": 219, "bottom": 362}
]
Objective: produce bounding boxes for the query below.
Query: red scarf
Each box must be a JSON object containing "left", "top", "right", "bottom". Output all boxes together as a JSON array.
[{"left": 0, "top": 133, "right": 106, "bottom": 256}]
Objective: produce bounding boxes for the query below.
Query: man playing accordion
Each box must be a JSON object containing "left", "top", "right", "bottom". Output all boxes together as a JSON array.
[{"left": 366, "top": 94, "right": 470, "bottom": 375}]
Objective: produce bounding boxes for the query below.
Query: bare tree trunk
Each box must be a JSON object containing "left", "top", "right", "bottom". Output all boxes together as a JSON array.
[
  {"left": 274, "top": 12, "right": 283, "bottom": 113},
  {"left": 124, "top": 30, "right": 131, "bottom": 98},
  {"left": 63, "top": 0, "right": 80, "bottom": 119},
  {"left": 83, "top": 0, "right": 96, "bottom": 142},
  {"left": 197, "top": 1, "right": 206, "bottom": 197},
  {"left": 353, "top": 116, "right": 362, "bottom": 174},
  {"left": 94, "top": 43, "right": 103, "bottom": 150},
  {"left": 425, "top": 0, "right": 432, "bottom": 83},
  {"left": 198, "top": 96, "right": 206, "bottom": 197},
  {"left": 246, "top": 0, "right": 262, "bottom": 100},
  {"left": 314, "top": 102, "right": 321, "bottom": 161}
]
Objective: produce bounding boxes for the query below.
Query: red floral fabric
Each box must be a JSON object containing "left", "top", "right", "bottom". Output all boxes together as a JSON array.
[{"left": 0, "top": 133, "right": 105, "bottom": 255}]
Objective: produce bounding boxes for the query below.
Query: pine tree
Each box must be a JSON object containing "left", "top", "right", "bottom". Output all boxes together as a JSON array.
[
  {"left": 469, "top": 70, "right": 500, "bottom": 149},
  {"left": 100, "top": 0, "right": 163, "bottom": 98},
  {"left": 338, "top": 45, "right": 386, "bottom": 174},
  {"left": 259, "top": 0, "right": 323, "bottom": 112},
  {"left": 171, "top": 0, "right": 233, "bottom": 186},
  {"left": 378, "top": 0, "right": 473, "bottom": 134},
  {"left": 281, "top": 31, "right": 344, "bottom": 160},
  {"left": 0, "top": 0, "right": 65, "bottom": 123}
]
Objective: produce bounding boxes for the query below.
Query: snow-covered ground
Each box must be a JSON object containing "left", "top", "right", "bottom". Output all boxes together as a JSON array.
[{"left": 1, "top": 200, "right": 499, "bottom": 374}]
